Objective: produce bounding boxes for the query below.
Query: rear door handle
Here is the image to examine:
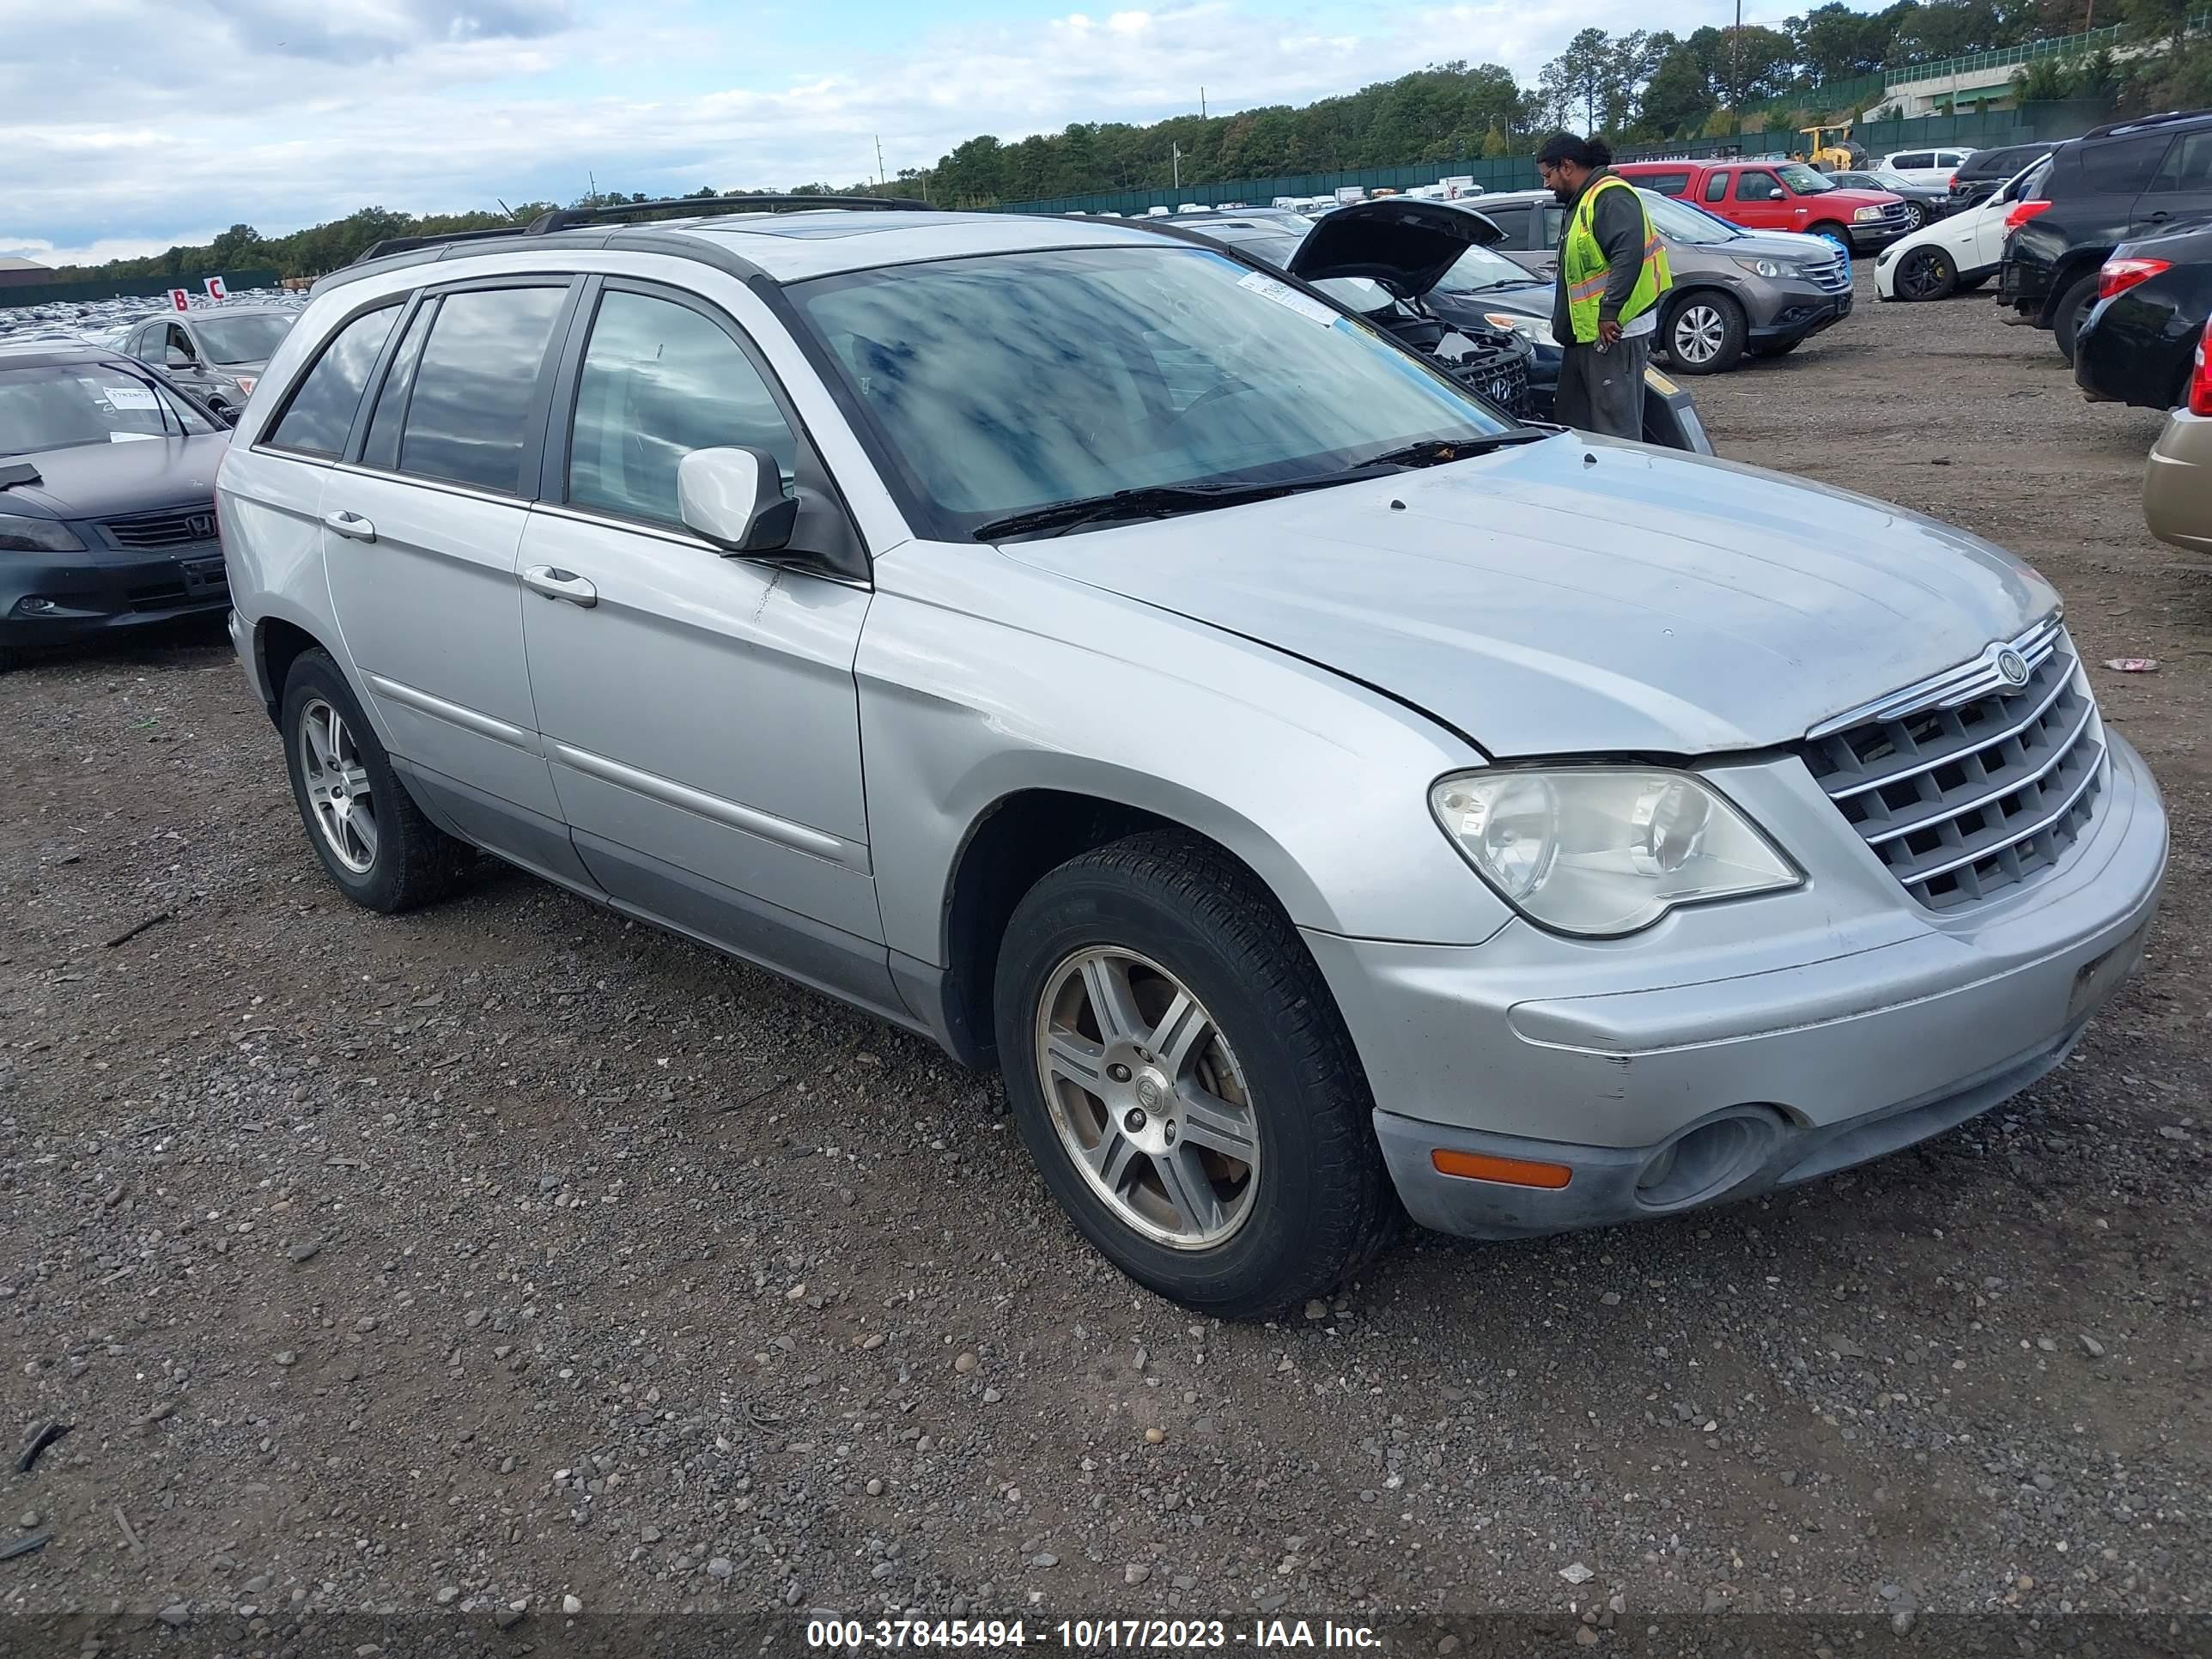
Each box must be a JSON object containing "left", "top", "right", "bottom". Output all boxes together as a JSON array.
[
  {"left": 322, "top": 510, "right": 376, "bottom": 543},
  {"left": 523, "top": 564, "right": 598, "bottom": 608}
]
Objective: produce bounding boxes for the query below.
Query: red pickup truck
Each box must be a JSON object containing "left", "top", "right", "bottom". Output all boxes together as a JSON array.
[{"left": 1613, "top": 160, "right": 1914, "bottom": 257}]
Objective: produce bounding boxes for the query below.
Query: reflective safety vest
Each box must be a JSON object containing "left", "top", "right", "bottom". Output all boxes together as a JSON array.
[{"left": 1562, "top": 173, "right": 1670, "bottom": 344}]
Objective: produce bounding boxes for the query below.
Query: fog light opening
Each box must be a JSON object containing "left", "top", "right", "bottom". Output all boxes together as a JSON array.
[{"left": 1635, "top": 1115, "right": 1769, "bottom": 1210}]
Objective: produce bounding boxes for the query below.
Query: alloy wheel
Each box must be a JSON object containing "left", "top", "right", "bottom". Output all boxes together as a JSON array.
[
  {"left": 298, "top": 696, "right": 379, "bottom": 874},
  {"left": 1903, "top": 204, "right": 1928, "bottom": 232},
  {"left": 1897, "top": 249, "right": 1950, "bottom": 301},
  {"left": 1034, "top": 946, "right": 1260, "bottom": 1249},
  {"left": 1671, "top": 304, "right": 1726, "bottom": 367}
]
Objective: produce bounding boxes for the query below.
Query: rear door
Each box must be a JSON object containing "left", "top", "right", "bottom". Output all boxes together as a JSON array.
[
  {"left": 2141, "top": 128, "right": 2212, "bottom": 236},
  {"left": 515, "top": 276, "right": 888, "bottom": 1005},
  {"left": 318, "top": 278, "right": 581, "bottom": 845}
]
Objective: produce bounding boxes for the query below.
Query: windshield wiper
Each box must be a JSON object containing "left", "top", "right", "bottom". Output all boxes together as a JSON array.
[
  {"left": 1358, "top": 430, "right": 1551, "bottom": 471},
  {"left": 973, "top": 477, "right": 1346, "bottom": 541}
]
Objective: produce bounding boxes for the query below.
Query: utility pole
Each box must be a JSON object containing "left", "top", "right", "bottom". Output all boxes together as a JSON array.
[
  {"left": 1730, "top": 0, "right": 1741, "bottom": 109},
  {"left": 874, "top": 135, "right": 886, "bottom": 188},
  {"left": 1200, "top": 86, "right": 1206, "bottom": 118},
  {"left": 1172, "top": 141, "right": 1182, "bottom": 191}
]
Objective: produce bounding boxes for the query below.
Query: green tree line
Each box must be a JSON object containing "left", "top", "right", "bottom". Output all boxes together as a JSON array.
[{"left": 51, "top": 0, "right": 2200, "bottom": 283}]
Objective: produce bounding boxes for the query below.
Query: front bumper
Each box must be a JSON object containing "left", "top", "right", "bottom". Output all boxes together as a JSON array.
[
  {"left": 2146, "top": 408, "right": 2212, "bottom": 554},
  {"left": 1747, "top": 283, "right": 1852, "bottom": 346},
  {"left": 0, "top": 536, "right": 230, "bottom": 648},
  {"left": 1849, "top": 221, "right": 1912, "bottom": 252},
  {"left": 1311, "top": 732, "right": 2167, "bottom": 1239}
]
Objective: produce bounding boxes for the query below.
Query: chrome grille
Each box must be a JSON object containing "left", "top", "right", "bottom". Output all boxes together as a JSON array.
[
  {"left": 1803, "top": 252, "right": 1852, "bottom": 294},
  {"left": 103, "top": 506, "right": 217, "bottom": 550},
  {"left": 1799, "top": 619, "right": 2106, "bottom": 911}
]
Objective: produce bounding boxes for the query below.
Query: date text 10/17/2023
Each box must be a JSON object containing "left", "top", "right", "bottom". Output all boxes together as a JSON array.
[{"left": 805, "top": 1620, "right": 1383, "bottom": 1650}]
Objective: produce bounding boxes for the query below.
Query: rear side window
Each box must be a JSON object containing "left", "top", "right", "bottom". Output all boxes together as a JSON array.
[
  {"left": 566, "top": 289, "right": 798, "bottom": 528},
  {"left": 360, "top": 301, "right": 435, "bottom": 472},
  {"left": 1477, "top": 204, "right": 1527, "bottom": 241},
  {"left": 2076, "top": 134, "right": 2172, "bottom": 196},
  {"left": 1892, "top": 152, "right": 1930, "bottom": 171},
  {"left": 267, "top": 304, "right": 400, "bottom": 458},
  {"left": 2150, "top": 131, "right": 2212, "bottom": 193},
  {"left": 393, "top": 286, "right": 566, "bottom": 494},
  {"left": 1705, "top": 173, "right": 1729, "bottom": 203}
]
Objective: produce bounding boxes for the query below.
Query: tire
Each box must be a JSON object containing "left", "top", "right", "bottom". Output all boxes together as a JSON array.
[
  {"left": 2053, "top": 272, "right": 2099, "bottom": 365},
  {"left": 1810, "top": 223, "right": 1853, "bottom": 258},
  {"left": 1662, "top": 292, "right": 1747, "bottom": 374},
  {"left": 994, "top": 830, "right": 1397, "bottom": 1318},
  {"left": 1901, "top": 202, "right": 1929, "bottom": 233},
  {"left": 1893, "top": 246, "right": 1957, "bottom": 302},
  {"left": 279, "top": 648, "right": 470, "bottom": 913},
  {"left": 1755, "top": 338, "right": 1802, "bottom": 357}
]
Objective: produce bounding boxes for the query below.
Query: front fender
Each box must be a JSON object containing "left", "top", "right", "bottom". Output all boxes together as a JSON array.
[{"left": 858, "top": 541, "right": 1519, "bottom": 966}]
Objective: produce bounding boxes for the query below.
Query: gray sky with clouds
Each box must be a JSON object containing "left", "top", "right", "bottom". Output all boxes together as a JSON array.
[{"left": 1, "top": 0, "right": 1798, "bottom": 265}]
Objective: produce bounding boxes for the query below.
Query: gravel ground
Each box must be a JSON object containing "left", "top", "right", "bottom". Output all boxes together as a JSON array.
[{"left": 2, "top": 270, "right": 2208, "bottom": 1656}]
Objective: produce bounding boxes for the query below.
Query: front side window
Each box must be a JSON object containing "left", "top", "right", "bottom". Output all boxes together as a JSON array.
[
  {"left": 164, "top": 324, "right": 197, "bottom": 364},
  {"left": 267, "top": 304, "right": 400, "bottom": 458},
  {"left": 0, "top": 365, "right": 214, "bottom": 455},
  {"left": 566, "top": 289, "right": 798, "bottom": 528},
  {"left": 1735, "top": 171, "right": 1784, "bottom": 202},
  {"left": 394, "top": 286, "right": 566, "bottom": 494},
  {"left": 790, "top": 244, "right": 1513, "bottom": 538}
]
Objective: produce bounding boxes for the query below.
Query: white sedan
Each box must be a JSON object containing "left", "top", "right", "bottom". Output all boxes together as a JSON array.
[{"left": 1873, "top": 155, "right": 2050, "bottom": 301}]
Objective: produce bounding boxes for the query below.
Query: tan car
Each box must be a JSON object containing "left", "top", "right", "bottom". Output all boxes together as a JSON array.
[{"left": 2145, "top": 382, "right": 2212, "bottom": 556}]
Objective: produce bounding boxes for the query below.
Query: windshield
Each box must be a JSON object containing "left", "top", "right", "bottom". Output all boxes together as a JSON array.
[
  {"left": 1777, "top": 164, "right": 1835, "bottom": 193},
  {"left": 1639, "top": 191, "right": 1744, "bottom": 244},
  {"left": 792, "top": 245, "right": 1514, "bottom": 539},
  {"left": 0, "top": 364, "right": 216, "bottom": 456},
  {"left": 191, "top": 312, "right": 295, "bottom": 366},
  {"left": 1433, "top": 241, "right": 1546, "bottom": 293},
  {"left": 1862, "top": 170, "right": 1916, "bottom": 191}
]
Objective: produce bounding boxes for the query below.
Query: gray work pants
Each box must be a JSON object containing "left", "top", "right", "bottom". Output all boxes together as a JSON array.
[{"left": 1555, "top": 334, "right": 1648, "bottom": 441}]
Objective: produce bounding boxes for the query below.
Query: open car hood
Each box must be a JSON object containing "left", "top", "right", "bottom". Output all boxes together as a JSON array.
[{"left": 1287, "top": 199, "right": 1505, "bottom": 300}]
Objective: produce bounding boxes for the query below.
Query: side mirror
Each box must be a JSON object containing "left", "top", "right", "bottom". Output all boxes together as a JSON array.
[
  {"left": 166, "top": 348, "right": 193, "bottom": 369},
  {"left": 677, "top": 447, "right": 798, "bottom": 555}
]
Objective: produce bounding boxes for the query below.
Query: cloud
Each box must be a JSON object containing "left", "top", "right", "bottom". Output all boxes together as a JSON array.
[{"left": 0, "top": 0, "right": 1760, "bottom": 260}]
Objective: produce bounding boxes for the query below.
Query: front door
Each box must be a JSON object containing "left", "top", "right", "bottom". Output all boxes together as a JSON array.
[
  {"left": 319, "top": 281, "right": 578, "bottom": 841},
  {"left": 1731, "top": 169, "right": 1795, "bottom": 233},
  {"left": 515, "top": 280, "right": 889, "bottom": 1008}
]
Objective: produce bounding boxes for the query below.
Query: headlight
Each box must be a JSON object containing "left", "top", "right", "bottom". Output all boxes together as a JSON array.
[
  {"left": 0, "top": 512, "right": 84, "bottom": 553},
  {"left": 1429, "top": 767, "right": 1800, "bottom": 935},
  {"left": 1730, "top": 257, "right": 1791, "bottom": 278},
  {"left": 1480, "top": 312, "right": 1550, "bottom": 343},
  {"left": 1853, "top": 205, "right": 1885, "bottom": 223}
]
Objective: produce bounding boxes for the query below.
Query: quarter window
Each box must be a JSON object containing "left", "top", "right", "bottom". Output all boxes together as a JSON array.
[
  {"left": 267, "top": 304, "right": 400, "bottom": 458},
  {"left": 1641, "top": 171, "right": 1692, "bottom": 196},
  {"left": 565, "top": 289, "right": 798, "bottom": 528},
  {"left": 1705, "top": 173, "right": 1729, "bottom": 203},
  {"left": 393, "top": 286, "right": 566, "bottom": 494}
]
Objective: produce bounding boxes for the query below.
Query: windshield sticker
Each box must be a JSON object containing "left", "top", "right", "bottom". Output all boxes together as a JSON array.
[
  {"left": 1236, "top": 270, "right": 1340, "bottom": 327},
  {"left": 103, "top": 385, "right": 158, "bottom": 410}
]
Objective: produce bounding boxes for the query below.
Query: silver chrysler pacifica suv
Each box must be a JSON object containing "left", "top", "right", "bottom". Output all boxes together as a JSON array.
[{"left": 217, "top": 196, "right": 2166, "bottom": 1317}]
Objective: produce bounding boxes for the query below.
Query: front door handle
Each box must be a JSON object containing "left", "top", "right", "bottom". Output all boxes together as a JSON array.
[
  {"left": 523, "top": 565, "right": 598, "bottom": 608},
  {"left": 322, "top": 510, "right": 376, "bottom": 543},
  {"left": 2148, "top": 210, "right": 2172, "bottom": 222}
]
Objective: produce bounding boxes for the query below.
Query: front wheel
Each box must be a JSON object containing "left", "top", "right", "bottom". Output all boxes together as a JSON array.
[
  {"left": 1901, "top": 203, "right": 1929, "bottom": 233},
  {"left": 280, "top": 648, "right": 471, "bottom": 912},
  {"left": 1893, "top": 246, "right": 1957, "bottom": 301},
  {"left": 994, "top": 832, "right": 1396, "bottom": 1317},
  {"left": 1663, "top": 293, "right": 1747, "bottom": 374},
  {"left": 1811, "top": 224, "right": 1854, "bottom": 259}
]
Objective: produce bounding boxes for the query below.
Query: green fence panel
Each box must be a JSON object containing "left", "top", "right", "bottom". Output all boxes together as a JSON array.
[{"left": 0, "top": 267, "right": 283, "bottom": 309}]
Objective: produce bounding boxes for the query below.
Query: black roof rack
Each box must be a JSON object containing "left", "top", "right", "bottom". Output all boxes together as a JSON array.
[
  {"left": 529, "top": 192, "right": 933, "bottom": 234},
  {"left": 2083, "top": 109, "right": 2210, "bottom": 139},
  {"left": 356, "top": 225, "right": 533, "bottom": 263}
]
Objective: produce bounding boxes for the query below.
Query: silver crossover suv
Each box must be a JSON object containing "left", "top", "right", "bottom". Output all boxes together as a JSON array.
[{"left": 218, "top": 196, "right": 2166, "bottom": 1317}]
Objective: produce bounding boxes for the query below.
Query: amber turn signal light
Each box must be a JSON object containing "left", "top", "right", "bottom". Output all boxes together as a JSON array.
[{"left": 1430, "top": 1149, "right": 1573, "bottom": 1188}]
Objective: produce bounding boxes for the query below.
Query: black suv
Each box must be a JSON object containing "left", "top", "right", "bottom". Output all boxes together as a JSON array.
[
  {"left": 2002, "top": 111, "right": 2212, "bottom": 360},
  {"left": 0, "top": 343, "right": 231, "bottom": 670},
  {"left": 1948, "top": 143, "right": 2057, "bottom": 211}
]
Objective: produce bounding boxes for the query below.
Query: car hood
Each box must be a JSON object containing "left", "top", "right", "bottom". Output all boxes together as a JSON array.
[
  {"left": 1289, "top": 198, "right": 1506, "bottom": 299},
  {"left": 0, "top": 431, "right": 228, "bottom": 520},
  {"left": 1001, "top": 434, "right": 2057, "bottom": 757},
  {"left": 1725, "top": 229, "right": 1839, "bottom": 261}
]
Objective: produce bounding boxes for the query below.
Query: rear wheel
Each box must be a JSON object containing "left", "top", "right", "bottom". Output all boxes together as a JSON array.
[
  {"left": 994, "top": 831, "right": 1396, "bottom": 1318},
  {"left": 1662, "top": 293, "right": 1747, "bottom": 374},
  {"left": 1893, "top": 246, "right": 1957, "bottom": 301},
  {"left": 280, "top": 649, "right": 471, "bottom": 912},
  {"left": 2053, "top": 272, "right": 2100, "bottom": 364}
]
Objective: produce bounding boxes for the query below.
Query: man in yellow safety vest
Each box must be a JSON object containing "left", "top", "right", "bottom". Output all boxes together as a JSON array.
[{"left": 1536, "top": 131, "right": 1671, "bottom": 441}]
